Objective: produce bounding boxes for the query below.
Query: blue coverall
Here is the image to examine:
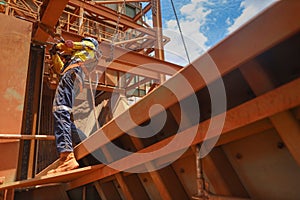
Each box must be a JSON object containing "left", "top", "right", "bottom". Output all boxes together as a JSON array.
[{"left": 51, "top": 40, "right": 97, "bottom": 153}]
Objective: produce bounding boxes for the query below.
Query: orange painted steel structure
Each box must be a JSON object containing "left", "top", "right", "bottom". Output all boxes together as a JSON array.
[
  {"left": 0, "top": 1, "right": 300, "bottom": 199},
  {"left": 2, "top": 76, "right": 298, "bottom": 191}
]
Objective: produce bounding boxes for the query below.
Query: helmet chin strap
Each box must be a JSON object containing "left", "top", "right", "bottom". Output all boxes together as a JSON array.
[{"left": 82, "top": 47, "right": 102, "bottom": 73}]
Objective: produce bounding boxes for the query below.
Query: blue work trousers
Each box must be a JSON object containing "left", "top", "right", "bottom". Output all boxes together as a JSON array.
[{"left": 53, "top": 67, "right": 83, "bottom": 153}]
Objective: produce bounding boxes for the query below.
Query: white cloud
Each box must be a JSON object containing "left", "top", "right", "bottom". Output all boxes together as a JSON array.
[
  {"left": 163, "top": 21, "right": 208, "bottom": 66},
  {"left": 225, "top": 17, "right": 231, "bottom": 26},
  {"left": 227, "top": 0, "right": 278, "bottom": 33},
  {"left": 162, "top": 0, "right": 278, "bottom": 66},
  {"left": 163, "top": 0, "right": 211, "bottom": 65}
]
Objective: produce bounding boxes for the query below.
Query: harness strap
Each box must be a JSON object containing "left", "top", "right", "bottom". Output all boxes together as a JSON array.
[
  {"left": 61, "top": 63, "right": 89, "bottom": 93},
  {"left": 61, "top": 62, "right": 85, "bottom": 75}
]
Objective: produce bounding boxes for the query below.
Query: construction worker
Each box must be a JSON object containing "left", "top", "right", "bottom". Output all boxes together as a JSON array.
[{"left": 48, "top": 37, "right": 100, "bottom": 174}]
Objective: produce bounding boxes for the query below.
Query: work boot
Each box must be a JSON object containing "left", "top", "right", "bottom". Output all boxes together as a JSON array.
[{"left": 47, "top": 152, "right": 79, "bottom": 174}]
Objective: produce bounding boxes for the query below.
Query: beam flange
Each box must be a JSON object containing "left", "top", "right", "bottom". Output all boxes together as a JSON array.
[
  {"left": 72, "top": 0, "right": 300, "bottom": 160},
  {"left": 33, "top": 0, "right": 69, "bottom": 42},
  {"left": 37, "top": 0, "right": 300, "bottom": 179},
  {"left": 66, "top": 78, "right": 300, "bottom": 190},
  {"left": 2, "top": 78, "right": 300, "bottom": 191},
  {"left": 240, "top": 60, "right": 300, "bottom": 166}
]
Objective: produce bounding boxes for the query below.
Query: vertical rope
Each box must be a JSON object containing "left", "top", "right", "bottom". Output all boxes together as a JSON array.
[
  {"left": 88, "top": 74, "right": 99, "bottom": 130},
  {"left": 107, "top": 0, "right": 126, "bottom": 62},
  {"left": 170, "top": 0, "right": 191, "bottom": 64}
]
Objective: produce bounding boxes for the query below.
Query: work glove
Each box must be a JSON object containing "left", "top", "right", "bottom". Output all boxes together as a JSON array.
[
  {"left": 49, "top": 44, "right": 57, "bottom": 56},
  {"left": 65, "top": 40, "right": 74, "bottom": 48}
]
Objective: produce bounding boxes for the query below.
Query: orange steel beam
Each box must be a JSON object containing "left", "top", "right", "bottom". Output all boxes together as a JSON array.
[
  {"left": 96, "top": 61, "right": 161, "bottom": 80},
  {"left": 65, "top": 78, "right": 300, "bottom": 190},
  {"left": 36, "top": 0, "right": 300, "bottom": 177},
  {"left": 33, "top": 0, "right": 69, "bottom": 42},
  {"left": 75, "top": 79, "right": 300, "bottom": 168},
  {"left": 71, "top": 0, "right": 300, "bottom": 159},
  {"left": 0, "top": 164, "right": 105, "bottom": 190},
  {"left": 69, "top": 0, "right": 155, "bottom": 36},
  {"left": 99, "top": 41, "right": 182, "bottom": 74},
  {"left": 133, "top": 3, "right": 152, "bottom": 22},
  {"left": 46, "top": 78, "right": 126, "bottom": 94},
  {"left": 152, "top": 0, "right": 165, "bottom": 61},
  {"left": 96, "top": 84, "right": 125, "bottom": 94},
  {"left": 125, "top": 77, "right": 151, "bottom": 91},
  {"left": 240, "top": 61, "right": 300, "bottom": 166},
  {"left": 4, "top": 74, "right": 298, "bottom": 191}
]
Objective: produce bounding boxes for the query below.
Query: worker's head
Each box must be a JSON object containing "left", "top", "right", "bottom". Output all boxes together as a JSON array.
[{"left": 82, "top": 37, "right": 99, "bottom": 50}]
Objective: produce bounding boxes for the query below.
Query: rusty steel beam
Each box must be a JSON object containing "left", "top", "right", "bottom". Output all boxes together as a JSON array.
[
  {"left": 96, "top": 61, "right": 161, "bottom": 80},
  {"left": 71, "top": 0, "right": 300, "bottom": 159},
  {"left": 152, "top": 0, "right": 165, "bottom": 61},
  {"left": 133, "top": 3, "right": 152, "bottom": 22},
  {"left": 96, "top": 84, "right": 125, "bottom": 94},
  {"left": 2, "top": 65, "right": 300, "bottom": 192},
  {"left": 33, "top": 0, "right": 69, "bottom": 42},
  {"left": 65, "top": 78, "right": 300, "bottom": 190},
  {"left": 99, "top": 41, "right": 182, "bottom": 75},
  {"left": 69, "top": 0, "right": 155, "bottom": 36},
  {"left": 45, "top": 75, "right": 126, "bottom": 94},
  {"left": 36, "top": 0, "right": 300, "bottom": 178},
  {"left": 125, "top": 77, "right": 152, "bottom": 91},
  {"left": 240, "top": 60, "right": 300, "bottom": 166},
  {"left": 0, "top": 165, "right": 105, "bottom": 190}
]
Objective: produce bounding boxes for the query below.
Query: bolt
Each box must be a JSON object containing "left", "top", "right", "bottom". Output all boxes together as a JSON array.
[
  {"left": 277, "top": 142, "right": 285, "bottom": 149},
  {"left": 236, "top": 153, "right": 242, "bottom": 160}
]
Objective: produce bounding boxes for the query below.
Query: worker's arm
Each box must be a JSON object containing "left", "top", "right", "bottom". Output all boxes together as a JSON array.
[
  {"left": 56, "top": 40, "right": 95, "bottom": 51},
  {"left": 72, "top": 40, "right": 95, "bottom": 50},
  {"left": 51, "top": 53, "right": 64, "bottom": 74},
  {"left": 56, "top": 41, "right": 73, "bottom": 53},
  {"left": 49, "top": 44, "right": 64, "bottom": 74}
]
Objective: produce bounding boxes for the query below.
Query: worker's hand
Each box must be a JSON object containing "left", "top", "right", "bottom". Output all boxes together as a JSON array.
[
  {"left": 65, "top": 40, "right": 74, "bottom": 48},
  {"left": 49, "top": 44, "right": 57, "bottom": 56}
]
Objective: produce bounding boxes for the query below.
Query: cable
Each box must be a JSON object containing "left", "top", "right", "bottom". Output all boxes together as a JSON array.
[
  {"left": 170, "top": 0, "right": 191, "bottom": 64},
  {"left": 107, "top": 0, "right": 126, "bottom": 62}
]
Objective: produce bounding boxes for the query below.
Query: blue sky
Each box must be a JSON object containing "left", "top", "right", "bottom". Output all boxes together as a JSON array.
[{"left": 144, "top": 0, "right": 278, "bottom": 65}]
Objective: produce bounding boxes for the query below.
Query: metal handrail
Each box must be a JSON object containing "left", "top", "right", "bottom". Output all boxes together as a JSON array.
[
  {"left": 1, "top": 0, "right": 39, "bottom": 20},
  {"left": 1, "top": 1, "right": 168, "bottom": 52},
  {"left": 59, "top": 10, "right": 145, "bottom": 44}
]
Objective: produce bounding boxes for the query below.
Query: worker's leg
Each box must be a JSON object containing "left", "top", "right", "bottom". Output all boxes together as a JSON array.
[
  {"left": 71, "top": 123, "right": 86, "bottom": 146},
  {"left": 53, "top": 69, "right": 77, "bottom": 153},
  {"left": 48, "top": 69, "right": 82, "bottom": 174}
]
